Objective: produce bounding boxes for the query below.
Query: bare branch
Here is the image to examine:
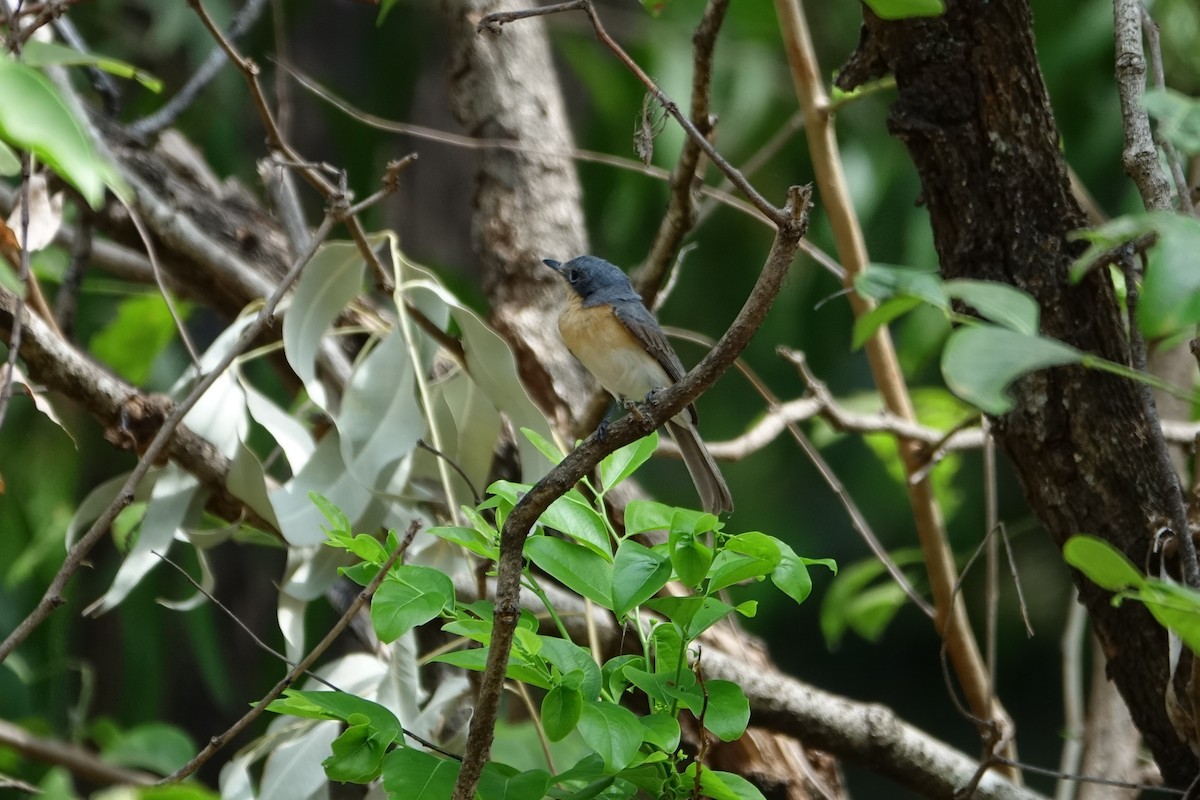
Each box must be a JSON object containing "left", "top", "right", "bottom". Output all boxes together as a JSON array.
[
  {"left": 0, "top": 718, "right": 155, "bottom": 787},
  {"left": 1113, "top": 0, "right": 1174, "bottom": 212}
]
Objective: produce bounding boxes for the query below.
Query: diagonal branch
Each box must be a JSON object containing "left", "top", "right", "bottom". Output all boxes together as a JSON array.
[{"left": 450, "top": 185, "right": 812, "bottom": 800}]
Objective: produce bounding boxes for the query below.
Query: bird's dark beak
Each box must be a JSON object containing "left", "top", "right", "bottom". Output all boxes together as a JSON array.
[{"left": 542, "top": 259, "right": 562, "bottom": 271}]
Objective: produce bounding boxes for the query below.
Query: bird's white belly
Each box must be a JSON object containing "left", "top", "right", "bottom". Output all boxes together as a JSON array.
[{"left": 571, "top": 336, "right": 672, "bottom": 401}]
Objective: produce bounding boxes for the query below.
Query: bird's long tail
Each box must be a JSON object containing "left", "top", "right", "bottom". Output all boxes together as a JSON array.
[{"left": 666, "top": 419, "right": 733, "bottom": 514}]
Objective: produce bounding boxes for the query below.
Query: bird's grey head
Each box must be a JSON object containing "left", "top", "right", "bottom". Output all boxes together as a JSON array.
[{"left": 542, "top": 255, "right": 634, "bottom": 301}]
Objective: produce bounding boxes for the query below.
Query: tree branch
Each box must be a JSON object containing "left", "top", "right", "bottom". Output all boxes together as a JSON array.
[{"left": 450, "top": 185, "right": 812, "bottom": 800}]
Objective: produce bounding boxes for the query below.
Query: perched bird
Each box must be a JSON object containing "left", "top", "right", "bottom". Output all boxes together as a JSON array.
[{"left": 544, "top": 255, "right": 733, "bottom": 514}]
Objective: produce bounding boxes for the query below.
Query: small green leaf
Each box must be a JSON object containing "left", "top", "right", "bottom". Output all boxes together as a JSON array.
[
  {"left": 427, "top": 525, "right": 498, "bottom": 561},
  {"left": 525, "top": 535, "right": 613, "bottom": 608},
  {"left": 670, "top": 530, "right": 713, "bottom": 588},
  {"left": 99, "top": 723, "right": 195, "bottom": 775},
  {"left": 1063, "top": 535, "right": 1146, "bottom": 591},
  {"left": 477, "top": 762, "right": 553, "bottom": 800},
  {"left": 310, "top": 492, "right": 351, "bottom": 535},
  {"left": 700, "top": 679, "right": 750, "bottom": 741},
  {"left": 771, "top": 542, "right": 815, "bottom": 606},
  {"left": 638, "top": 713, "right": 680, "bottom": 752},
  {"left": 599, "top": 431, "right": 658, "bottom": 492},
  {"left": 371, "top": 566, "right": 453, "bottom": 643},
  {"left": 324, "top": 717, "right": 388, "bottom": 782},
  {"left": 542, "top": 684, "right": 583, "bottom": 741},
  {"left": 577, "top": 701, "right": 644, "bottom": 772},
  {"left": 22, "top": 40, "right": 163, "bottom": 92},
  {"left": 707, "top": 532, "right": 781, "bottom": 593},
  {"left": 542, "top": 490, "right": 612, "bottom": 559},
  {"left": 941, "top": 325, "right": 1081, "bottom": 414},
  {"left": 265, "top": 690, "right": 400, "bottom": 743},
  {"left": 381, "top": 747, "right": 460, "bottom": 799},
  {"left": 855, "top": 264, "right": 947, "bottom": 305},
  {"left": 943, "top": 279, "right": 1040, "bottom": 335},
  {"left": 521, "top": 426, "right": 566, "bottom": 464},
  {"left": 0, "top": 55, "right": 112, "bottom": 207},
  {"left": 852, "top": 294, "right": 923, "bottom": 349},
  {"left": 684, "top": 765, "right": 768, "bottom": 800},
  {"left": 863, "top": 0, "right": 945, "bottom": 19},
  {"left": 1141, "top": 582, "right": 1200, "bottom": 654},
  {"left": 539, "top": 636, "right": 603, "bottom": 700},
  {"left": 611, "top": 539, "right": 672, "bottom": 619}
]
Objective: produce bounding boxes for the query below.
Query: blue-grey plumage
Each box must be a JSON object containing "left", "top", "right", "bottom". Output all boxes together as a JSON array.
[{"left": 544, "top": 256, "right": 733, "bottom": 514}]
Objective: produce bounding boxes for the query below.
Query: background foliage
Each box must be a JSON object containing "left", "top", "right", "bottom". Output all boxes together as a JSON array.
[{"left": 2, "top": 0, "right": 1199, "bottom": 797}]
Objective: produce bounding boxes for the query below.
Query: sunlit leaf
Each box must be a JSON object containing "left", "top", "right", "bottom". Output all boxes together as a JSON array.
[
  {"left": 1063, "top": 535, "right": 1146, "bottom": 591},
  {"left": 0, "top": 55, "right": 111, "bottom": 207},
  {"left": 22, "top": 40, "right": 163, "bottom": 92},
  {"left": 943, "top": 279, "right": 1040, "bottom": 336},
  {"left": 863, "top": 0, "right": 945, "bottom": 19}
]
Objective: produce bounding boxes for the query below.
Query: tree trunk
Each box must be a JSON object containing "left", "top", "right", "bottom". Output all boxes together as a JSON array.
[{"left": 837, "top": 0, "right": 1197, "bottom": 785}]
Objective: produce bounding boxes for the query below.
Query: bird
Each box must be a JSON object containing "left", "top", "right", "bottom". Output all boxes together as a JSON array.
[{"left": 544, "top": 255, "right": 733, "bottom": 514}]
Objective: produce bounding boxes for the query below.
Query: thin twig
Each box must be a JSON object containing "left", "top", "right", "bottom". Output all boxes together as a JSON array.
[
  {"left": 449, "top": 186, "right": 812, "bottom": 800},
  {"left": 636, "top": 0, "right": 729, "bottom": 302},
  {"left": 477, "top": 1, "right": 788, "bottom": 226},
  {"left": 126, "top": 0, "right": 271, "bottom": 140},
  {"left": 159, "top": 520, "right": 423, "bottom": 783},
  {"left": 1139, "top": 7, "right": 1195, "bottom": 216}
]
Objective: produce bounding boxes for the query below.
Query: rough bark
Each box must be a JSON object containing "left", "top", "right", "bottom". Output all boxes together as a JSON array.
[{"left": 837, "top": 0, "right": 1196, "bottom": 784}]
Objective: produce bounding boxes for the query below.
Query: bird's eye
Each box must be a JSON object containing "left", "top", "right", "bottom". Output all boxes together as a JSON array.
[{"left": 566, "top": 269, "right": 579, "bottom": 283}]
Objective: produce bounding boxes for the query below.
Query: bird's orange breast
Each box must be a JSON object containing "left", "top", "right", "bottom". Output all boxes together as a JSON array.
[{"left": 558, "top": 294, "right": 672, "bottom": 402}]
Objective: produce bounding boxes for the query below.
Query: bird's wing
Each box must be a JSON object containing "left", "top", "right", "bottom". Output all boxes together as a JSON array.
[{"left": 611, "top": 302, "right": 686, "bottom": 383}]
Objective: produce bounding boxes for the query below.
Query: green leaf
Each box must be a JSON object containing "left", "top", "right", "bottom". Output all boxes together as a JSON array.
[
  {"left": 1144, "top": 87, "right": 1200, "bottom": 156},
  {"left": 625, "top": 666, "right": 700, "bottom": 710},
  {"left": 943, "top": 279, "right": 1040, "bottom": 335},
  {"left": 381, "top": 747, "right": 460, "bottom": 799},
  {"left": 855, "top": 264, "right": 947, "bottom": 305},
  {"left": 542, "top": 684, "right": 584, "bottom": 741},
  {"left": 521, "top": 426, "right": 566, "bottom": 464},
  {"left": 683, "top": 765, "right": 768, "bottom": 800},
  {"left": 645, "top": 596, "right": 742, "bottom": 639},
  {"left": 701, "top": 680, "right": 751, "bottom": 741},
  {"left": 542, "top": 490, "right": 612, "bottom": 559},
  {"left": 771, "top": 541, "right": 826, "bottom": 606},
  {"left": 1140, "top": 582, "right": 1200, "bottom": 654},
  {"left": 863, "top": 0, "right": 945, "bottom": 19},
  {"left": 370, "top": 565, "right": 454, "bottom": 643},
  {"left": 477, "top": 762, "right": 553, "bottom": 800},
  {"left": 310, "top": 492, "right": 351, "bottom": 535},
  {"left": 1138, "top": 214, "right": 1200, "bottom": 340},
  {"left": 577, "top": 701, "right": 643, "bottom": 772},
  {"left": 539, "top": 636, "right": 603, "bottom": 699},
  {"left": 941, "top": 325, "right": 1081, "bottom": 414},
  {"left": 89, "top": 294, "right": 185, "bottom": 384},
  {"left": 638, "top": 713, "right": 680, "bottom": 752},
  {"left": 99, "top": 723, "right": 195, "bottom": 774},
  {"left": 1063, "top": 535, "right": 1146, "bottom": 591},
  {"left": 624, "top": 500, "right": 714, "bottom": 537},
  {"left": 427, "top": 525, "right": 498, "bottom": 561},
  {"left": 852, "top": 294, "right": 923, "bottom": 349},
  {"left": 22, "top": 40, "right": 163, "bottom": 92},
  {"left": 525, "top": 535, "right": 613, "bottom": 609},
  {"left": 265, "top": 690, "right": 401, "bottom": 743},
  {"left": 599, "top": 431, "right": 658, "bottom": 492},
  {"left": 611, "top": 539, "right": 672, "bottom": 619},
  {"left": 324, "top": 716, "right": 388, "bottom": 782},
  {"left": 669, "top": 529, "right": 713, "bottom": 588},
  {"left": 707, "top": 532, "right": 781, "bottom": 592},
  {"left": 0, "top": 55, "right": 112, "bottom": 207}
]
